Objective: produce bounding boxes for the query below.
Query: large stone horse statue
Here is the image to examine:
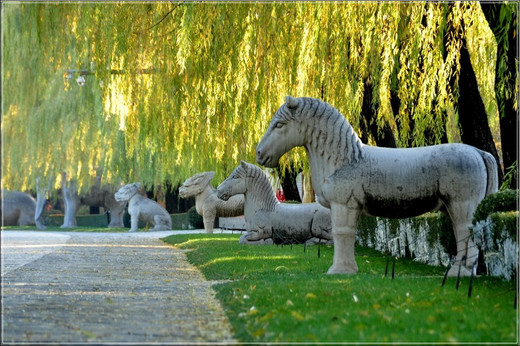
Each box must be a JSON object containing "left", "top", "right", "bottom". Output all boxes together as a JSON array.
[
  {"left": 217, "top": 161, "right": 332, "bottom": 245},
  {"left": 256, "top": 96, "right": 498, "bottom": 277}
]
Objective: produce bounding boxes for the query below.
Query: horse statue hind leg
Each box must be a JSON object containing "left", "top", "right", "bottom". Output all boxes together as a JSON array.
[
  {"left": 443, "top": 150, "right": 498, "bottom": 276},
  {"left": 445, "top": 200, "right": 480, "bottom": 276}
]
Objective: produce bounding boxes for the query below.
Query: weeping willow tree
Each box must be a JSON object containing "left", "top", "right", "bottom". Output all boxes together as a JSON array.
[{"left": 1, "top": 2, "right": 505, "bottom": 194}]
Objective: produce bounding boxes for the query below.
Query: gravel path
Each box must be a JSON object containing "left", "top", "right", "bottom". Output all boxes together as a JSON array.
[{"left": 1, "top": 230, "right": 236, "bottom": 344}]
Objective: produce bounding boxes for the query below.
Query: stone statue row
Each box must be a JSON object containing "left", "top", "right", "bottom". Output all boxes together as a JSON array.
[
  {"left": 2, "top": 175, "right": 126, "bottom": 229},
  {"left": 2, "top": 178, "right": 175, "bottom": 232},
  {"left": 3, "top": 96, "right": 498, "bottom": 277},
  {"left": 3, "top": 161, "right": 328, "bottom": 246}
]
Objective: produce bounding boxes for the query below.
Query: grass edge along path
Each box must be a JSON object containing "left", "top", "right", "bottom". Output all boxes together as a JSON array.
[{"left": 162, "top": 233, "right": 518, "bottom": 344}]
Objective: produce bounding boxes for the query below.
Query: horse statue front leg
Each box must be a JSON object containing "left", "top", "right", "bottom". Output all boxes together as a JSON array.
[
  {"left": 239, "top": 211, "right": 273, "bottom": 244},
  {"left": 327, "top": 202, "right": 360, "bottom": 274}
]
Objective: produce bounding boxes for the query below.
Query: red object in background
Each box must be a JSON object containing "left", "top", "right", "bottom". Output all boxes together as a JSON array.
[{"left": 276, "top": 189, "right": 286, "bottom": 202}]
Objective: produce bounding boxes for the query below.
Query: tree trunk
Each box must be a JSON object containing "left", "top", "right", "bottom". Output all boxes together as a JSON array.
[
  {"left": 498, "top": 12, "right": 518, "bottom": 189},
  {"left": 481, "top": 3, "right": 518, "bottom": 189},
  {"left": 277, "top": 167, "right": 302, "bottom": 203},
  {"left": 457, "top": 39, "right": 504, "bottom": 183},
  {"left": 90, "top": 206, "right": 100, "bottom": 214},
  {"left": 359, "top": 81, "right": 397, "bottom": 148},
  {"left": 302, "top": 173, "right": 315, "bottom": 203},
  {"left": 165, "top": 183, "right": 195, "bottom": 213}
]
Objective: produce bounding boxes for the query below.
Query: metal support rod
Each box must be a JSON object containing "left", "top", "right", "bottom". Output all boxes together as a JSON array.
[
  {"left": 468, "top": 257, "right": 479, "bottom": 298},
  {"left": 456, "top": 255, "right": 466, "bottom": 291},
  {"left": 385, "top": 256, "right": 389, "bottom": 277}
]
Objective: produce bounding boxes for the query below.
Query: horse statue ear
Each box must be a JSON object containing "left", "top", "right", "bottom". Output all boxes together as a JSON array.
[
  {"left": 285, "top": 95, "right": 299, "bottom": 109},
  {"left": 135, "top": 182, "right": 141, "bottom": 189},
  {"left": 240, "top": 160, "right": 248, "bottom": 168},
  {"left": 197, "top": 171, "right": 215, "bottom": 188}
]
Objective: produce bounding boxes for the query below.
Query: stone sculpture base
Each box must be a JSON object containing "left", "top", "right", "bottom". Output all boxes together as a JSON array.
[
  {"left": 238, "top": 232, "right": 333, "bottom": 246},
  {"left": 218, "top": 216, "right": 246, "bottom": 231}
]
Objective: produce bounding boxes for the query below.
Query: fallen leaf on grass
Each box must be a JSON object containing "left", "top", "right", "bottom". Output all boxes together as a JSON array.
[
  {"left": 291, "top": 311, "right": 305, "bottom": 321},
  {"left": 252, "top": 328, "right": 266, "bottom": 338}
]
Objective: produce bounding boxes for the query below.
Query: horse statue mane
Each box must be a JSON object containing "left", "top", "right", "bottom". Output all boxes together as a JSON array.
[
  {"left": 114, "top": 182, "right": 140, "bottom": 203},
  {"left": 277, "top": 96, "right": 364, "bottom": 166},
  {"left": 227, "top": 161, "right": 279, "bottom": 212}
]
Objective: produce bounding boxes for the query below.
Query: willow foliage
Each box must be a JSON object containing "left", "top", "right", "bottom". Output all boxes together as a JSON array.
[{"left": 1, "top": 2, "right": 498, "bottom": 193}]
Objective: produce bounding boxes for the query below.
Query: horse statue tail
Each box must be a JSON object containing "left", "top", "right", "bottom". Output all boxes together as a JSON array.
[{"left": 478, "top": 150, "right": 499, "bottom": 196}]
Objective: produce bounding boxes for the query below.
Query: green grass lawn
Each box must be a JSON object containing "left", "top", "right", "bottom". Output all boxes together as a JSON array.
[{"left": 163, "top": 233, "right": 518, "bottom": 344}]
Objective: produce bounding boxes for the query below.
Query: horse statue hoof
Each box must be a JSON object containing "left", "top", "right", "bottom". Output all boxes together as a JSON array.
[
  {"left": 327, "top": 265, "right": 358, "bottom": 275},
  {"left": 447, "top": 265, "right": 473, "bottom": 277},
  {"left": 239, "top": 233, "right": 273, "bottom": 245}
]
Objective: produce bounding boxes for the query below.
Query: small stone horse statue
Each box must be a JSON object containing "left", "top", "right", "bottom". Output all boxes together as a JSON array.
[
  {"left": 256, "top": 96, "right": 498, "bottom": 276},
  {"left": 114, "top": 182, "right": 172, "bottom": 232},
  {"left": 217, "top": 161, "right": 333, "bottom": 245},
  {"left": 179, "top": 171, "right": 244, "bottom": 233}
]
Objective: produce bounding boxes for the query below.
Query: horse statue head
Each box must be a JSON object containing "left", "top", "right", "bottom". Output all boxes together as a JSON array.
[
  {"left": 217, "top": 161, "right": 278, "bottom": 211},
  {"left": 256, "top": 96, "right": 364, "bottom": 169},
  {"left": 114, "top": 182, "right": 140, "bottom": 202},
  {"left": 179, "top": 171, "right": 216, "bottom": 198}
]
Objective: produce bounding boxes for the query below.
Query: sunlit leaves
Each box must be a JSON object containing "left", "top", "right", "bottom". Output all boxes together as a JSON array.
[{"left": 2, "top": 2, "right": 500, "bottom": 192}]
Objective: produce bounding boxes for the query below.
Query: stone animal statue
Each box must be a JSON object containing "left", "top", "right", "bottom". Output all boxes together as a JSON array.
[
  {"left": 256, "top": 96, "right": 498, "bottom": 277},
  {"left": 217, "top": 161, "right": 333, "bottom": 245},
  {"left": 179, "top": 171, "right": 244, "bottom": 233},
  {"left": 114, "top": 182, "right": 172, "bottom": 232},
  {"left": 1, "top": 190, "right": 36, "bottom": 226},
  {"left": 35, "top": 175, "right": 125, "bottom": 229}
]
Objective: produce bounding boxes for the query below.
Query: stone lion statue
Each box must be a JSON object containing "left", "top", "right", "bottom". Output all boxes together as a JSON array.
[
  {"left": 2, "top": 190, "right": 36, "bottom": 226},
  {"left": 114, "top": 182, "right": 172, "bottom": 232},
  {"left": 179, "top": 171, "right": 244, "bottom": 233}
]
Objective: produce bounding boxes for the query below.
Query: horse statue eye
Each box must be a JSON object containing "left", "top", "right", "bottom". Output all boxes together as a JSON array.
[{"left": 275, "top": 122, "right": 284, "bottom": 129}]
